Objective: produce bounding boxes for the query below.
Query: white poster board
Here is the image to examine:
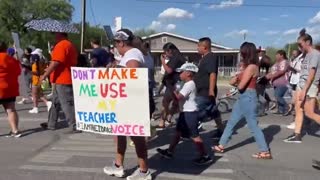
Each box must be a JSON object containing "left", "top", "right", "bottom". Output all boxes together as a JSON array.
[{"left": 71, "top": 67, "right": 150, "bottom": 136}]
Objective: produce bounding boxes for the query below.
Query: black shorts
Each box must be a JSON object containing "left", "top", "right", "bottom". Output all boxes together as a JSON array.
[
  {"left": 176, "top": 112, "right": 199, "bottom": 138},
  {"left": 0, "top": 97, "right": 16, "bottom": 105}
]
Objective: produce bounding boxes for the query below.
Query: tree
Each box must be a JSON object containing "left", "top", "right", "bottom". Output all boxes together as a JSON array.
[
  {"left": 284, "top": 42, "right": 298, "bottom": 57},
  {"left": 265, "top": 46, "right": 279, "bottom": 64},
  {"left": 0, "top": 0, "right": 73, "bottom": 52},
  {"left": 134, "top": 29, "right": 157, "bottom": 37},
  {"left": 69, "top": 23, "right": 108, "bottom": 50},
  {"left": 0, "top": 0, "right": 73, "bottom": 35}
]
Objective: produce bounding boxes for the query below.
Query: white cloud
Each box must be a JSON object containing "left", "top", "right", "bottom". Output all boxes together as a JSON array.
[
  {"left": 209, "top": 0, "right": 243, "bottom": 9},
  {"left": 309, "top": 11, "right": 320, "bottom": 24},
  {"left": 192, "top": 3, "right": 201, "bottom": 8},
  {"left": 306, "top": 25, "right": 320, "bottom": 40},
  {"left": 265, "top": 30, "right": 280, "bottom": 35},
  {"left": 280, "top": 14, "right": 289, "bottom": 18},
  {"left": 165, "top": 24, "right": 176, "bottom": 31},
  {"left": 279, "top": 25, "right": 320, "bottom": 44},
  {"left": 225, "top": 29, "right": 249, "bottom": 37},
  {"left": 149, "top": 20, "right": 162, "bottom": 30},
  {"left": 148, "top": 21, "right": 176, "bottom": 32},
  {"left": 283, "top": 28, "right": 300, "bottom": 36},
  {"left": 260, "top": 18, "right": 269, "bottom": 21},
  {"left": 158, "top": 8, "right": 194, "bottom": 20}
]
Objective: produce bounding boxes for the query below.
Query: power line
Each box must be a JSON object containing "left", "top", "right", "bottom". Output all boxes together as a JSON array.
[{"left": 136, "top": 0, "right": 320, "bottom": 9}]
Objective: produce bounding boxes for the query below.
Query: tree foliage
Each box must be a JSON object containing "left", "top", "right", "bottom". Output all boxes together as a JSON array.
[
  {"left": 0, "top": 0, "right": 73, "bottom": 35},
  {"left": 134, "top": 29, "right": 157, "bottom": 38},
  {"left": 69, "top": 23, "right": 108, "bottom": 50},
  {"left": 265, "top": 47, "right": 279, "bottom": 64},
  {"left": 0, "top": 0, "right": 107, "bottom": 56}
]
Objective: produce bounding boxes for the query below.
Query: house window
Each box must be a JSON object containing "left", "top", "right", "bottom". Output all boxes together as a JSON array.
[{"left": 162, "top": 37, "right": 167, "bottom": 44}]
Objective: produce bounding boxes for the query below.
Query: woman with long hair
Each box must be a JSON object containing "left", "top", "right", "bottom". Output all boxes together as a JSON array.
[
  {"left": 212, "top": 42, "right": 272, "bottom": 159},
  {"left": 157, "top": 42, "right": 185, "bottom": 129}
]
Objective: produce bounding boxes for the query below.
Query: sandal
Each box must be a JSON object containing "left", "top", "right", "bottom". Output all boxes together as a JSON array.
[
  {"left": 212, "top": 145, "right": 225, "bottom": 153},
  {"left": 252, "top": 152, "right": 272, "bottom": 160}
]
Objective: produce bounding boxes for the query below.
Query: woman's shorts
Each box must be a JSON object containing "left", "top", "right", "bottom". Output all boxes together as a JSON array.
[
  {"left": 0, "top": 97, "right": 16, "bottom": 105},
  {"left": 297, "top": 84, "right": 318, "bottom": 98}
]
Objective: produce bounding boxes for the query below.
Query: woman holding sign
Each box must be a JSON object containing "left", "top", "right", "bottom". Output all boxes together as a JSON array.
[{"left": 103, "top": 29, "right": 152, "bottom": 180}]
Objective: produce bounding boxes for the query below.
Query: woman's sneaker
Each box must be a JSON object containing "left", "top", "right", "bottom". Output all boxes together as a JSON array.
[
  {"left": 29, "top": 107, "right": 39, "bottom": 114},
  {"left": 193, "top": 155, "right": 213, "bottom": 165},
  {"left": 156, "top": 148, "right": 173, "bottom": 159},
  {"left": 6, "top": 131, "right": 22, "bottom": 138},
  {"left": 126, "top": 169, "right": 152, "bottom": 180},
  {"left": 283, "top": 133, "right": 302, "bottom": 143},
  {"left": 286, "top": 122, "right": 295, "bottom": 130},
  {"left": 103, "top": 162, "right": 125, "bottom": 178},
  {"left": 17, "top": 98, "right": 27, "bottom": 105}
]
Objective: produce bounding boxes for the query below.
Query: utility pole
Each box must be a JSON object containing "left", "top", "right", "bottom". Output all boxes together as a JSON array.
[
  {"left": 288, "top": 43, "right": 291, "bottom": 59},
  {"left": 80, "top": 0, "right": 86, "bottom": 53}
]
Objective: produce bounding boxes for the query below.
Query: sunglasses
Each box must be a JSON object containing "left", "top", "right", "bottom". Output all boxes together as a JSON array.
[{"left": 113, "top": 40, "right": 121, "bottom": 45}]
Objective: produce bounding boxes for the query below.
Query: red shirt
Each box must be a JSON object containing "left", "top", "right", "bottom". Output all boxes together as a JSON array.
[{"left": 0, "top": 53, "right": 21, "bottom": 99}]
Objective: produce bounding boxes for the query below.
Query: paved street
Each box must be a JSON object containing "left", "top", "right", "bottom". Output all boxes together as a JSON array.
[{"left": 0, "top": 85, "right": 319, "bottom": 180}]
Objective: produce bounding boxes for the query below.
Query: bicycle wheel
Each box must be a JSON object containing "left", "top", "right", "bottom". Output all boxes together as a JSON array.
[{"left": 217, "top": 100, "right": 229, "bottom": 113}]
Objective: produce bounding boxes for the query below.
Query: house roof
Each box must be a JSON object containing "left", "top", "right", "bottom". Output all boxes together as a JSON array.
[{"left": 142, "top": 32, "right": 233, "bottom": 50}]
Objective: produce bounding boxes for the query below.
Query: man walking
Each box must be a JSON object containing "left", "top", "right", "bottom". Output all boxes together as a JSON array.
[
  {"left": 194, "top": 37, "right": 224, "bottom": 139},
  {"left": 40, "top": 32, "right": 79, "bottom": 133},
  {"left": 90, "top": 38, "right": 110, "bottom": 67}
]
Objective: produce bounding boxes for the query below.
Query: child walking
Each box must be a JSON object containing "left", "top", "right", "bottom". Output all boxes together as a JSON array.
[
  {"left": 157, "top": 62, "right": 213, "bottom": 165},
  {"left": 29, "top": 49, "right": 52, "bottom": 114}
]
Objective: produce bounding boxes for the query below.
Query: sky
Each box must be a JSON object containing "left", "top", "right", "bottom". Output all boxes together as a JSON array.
[{"left": 70, "top": 0, "right": 320, "bottom": 49}]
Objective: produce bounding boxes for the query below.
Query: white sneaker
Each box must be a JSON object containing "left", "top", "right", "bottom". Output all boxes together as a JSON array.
[
  {"left": 287, "top": 122, "right": 295, "bottom": 130},
  {"left": 46, "top": 101, "right": 52, "bottom": 112},
  {"left": 103, "top": 162, "right": 125, "bottom": 178},
  {"left": 127, "top": 169, "right": 152, "bottom": 180},
  {"left": 17, "top": 98, "right": 27, "bottom": 104},
  {"left": 29, "top": 107, "right": 39, "bottom": 114}
]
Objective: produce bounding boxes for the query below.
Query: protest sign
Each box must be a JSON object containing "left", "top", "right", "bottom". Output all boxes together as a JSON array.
[
  {"left": 11, "top": 32, "right": 21, "bottom": 49},
  {"left": 71, "top": 67, "right": 150, "bottom": 136}
]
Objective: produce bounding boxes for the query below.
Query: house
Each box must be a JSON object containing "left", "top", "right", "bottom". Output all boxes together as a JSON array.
[{"left": 142, "top": 32, "right": 240, "bottom": 70}]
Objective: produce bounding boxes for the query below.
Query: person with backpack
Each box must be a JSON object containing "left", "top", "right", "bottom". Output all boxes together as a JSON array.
[{"left": 28, "top": 49, "right": 52, "bottom": 114}]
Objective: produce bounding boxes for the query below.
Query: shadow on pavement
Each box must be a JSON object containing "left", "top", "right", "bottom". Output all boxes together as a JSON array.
[
  {"left": 222, "top": 124, "right": 281, "bottom": 152},
  {"left": 20, "top": 121, "right": 69, "bottom": 137},
  {"left": 146, "top": 123, "right": 220, "bottom": 178},
  {"left": 149, "top": 155, "right": 219, "bottom": 179},
  {"left": 147, "top": 139, "right": 218, "bottom": 179},
  {"left": 21, "top": 127, "right": 47, "bottom": 137}
]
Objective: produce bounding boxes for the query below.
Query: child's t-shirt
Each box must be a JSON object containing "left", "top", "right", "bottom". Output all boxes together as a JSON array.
[
  {"left": 31, "top": 61, "right": 46, "bottom": 86},
  {"left": 179, "top": 80, "right": 198, "bottom": 112}
]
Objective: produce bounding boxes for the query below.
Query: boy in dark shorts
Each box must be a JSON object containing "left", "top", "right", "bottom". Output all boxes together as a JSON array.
[{"left": 156, "top": 63, "right": 213, "bottom": 165}]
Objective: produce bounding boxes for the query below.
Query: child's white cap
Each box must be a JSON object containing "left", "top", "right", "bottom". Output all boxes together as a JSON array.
[{"left": 176, "top": 62, "right": 199, "bottom": 73}]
